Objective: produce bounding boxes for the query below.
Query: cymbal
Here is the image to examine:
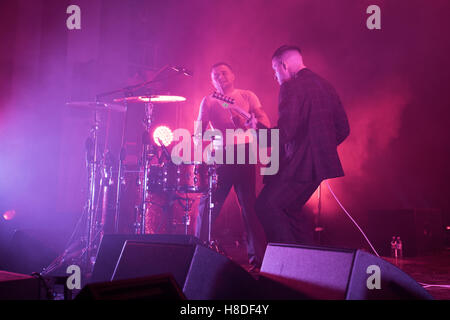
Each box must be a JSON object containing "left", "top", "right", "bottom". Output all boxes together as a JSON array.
[
  {"left": 113, "top": 95, "right": 186, "bottom": 104},
  {"left": 66, "top": 101, "right": 126, "bottom": 113}
]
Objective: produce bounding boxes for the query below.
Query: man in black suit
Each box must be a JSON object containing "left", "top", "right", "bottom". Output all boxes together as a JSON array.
[{"left": 255, "top": 45, "right": 350, "bottom": 247}]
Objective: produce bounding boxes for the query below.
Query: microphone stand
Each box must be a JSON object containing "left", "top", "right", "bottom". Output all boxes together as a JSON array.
[
  {"left": 95, "top": 65, "right": 169, "bottom": 101},
  {"left": 314, "top": 182, "right": 324, "bottom": 245}
]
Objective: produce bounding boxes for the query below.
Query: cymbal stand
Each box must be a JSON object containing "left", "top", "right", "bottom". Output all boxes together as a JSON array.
[
  {"left": 113, "top": 95, "right": 129, "bottom": 234},
  {"left": 206, "top": 143, "right": 220, "bottom": 252},
  {"left": 137, "top": 101, "right": 155, "bottom": 234},
  {"left": 83, "top": 110, "right": 100, "bottom": 272},
  {"left": 99, "top": 151, "right": 114, "bottom": 235},
  {"left": 41, "top": 112, "right": 105, "bottom": 276}
]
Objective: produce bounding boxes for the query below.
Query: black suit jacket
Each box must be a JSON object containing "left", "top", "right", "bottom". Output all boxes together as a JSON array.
[{"left": 273, "top": 68, "right": 350, "bottom": 183}]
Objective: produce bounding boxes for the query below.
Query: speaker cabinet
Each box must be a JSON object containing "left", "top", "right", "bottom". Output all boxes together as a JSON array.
[
  {"left": 0, "top": 271, "right": 43, "bottom": 300},
  {"left": 110, "top": 240, "right": 257, "bottom": 300},
  {"left": 260, "top": 243, "right": 433, "bottom": 300},
  {"left": 90, "top": 234, "right": 201, "bottom": 284},
  {"left": 76, "top": 273, "right": 185, "bottom": 300}
]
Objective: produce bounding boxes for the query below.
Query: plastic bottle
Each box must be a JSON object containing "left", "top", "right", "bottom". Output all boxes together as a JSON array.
[
  {"left": 390, "top": 236, "right": 397, "bottom": 258},
  {"left": 396, "top": 236, "right": 403, "bottom": 259}
]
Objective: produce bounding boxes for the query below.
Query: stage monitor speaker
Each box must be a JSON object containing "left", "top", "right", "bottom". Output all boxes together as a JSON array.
[
  {"left": 111, "top": 241, "right": 257, "bottom": 300},
  {"left": 260, "top": 243, "right": 433, "bottom": 300},
  {"left": 0, "top": 271, "right": 43, "bottom": 300},
  {"left": 76, "top": 273, "right": 185, "bottom": 300},
  {"left": 90, "top": 234, "right": 201, "bottom": 284}
]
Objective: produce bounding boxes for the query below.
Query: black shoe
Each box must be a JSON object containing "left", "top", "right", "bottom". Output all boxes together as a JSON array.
[
  {"left": 248, "top": 257, "right": 262, "bottom": 268},
  {"left": 247, "top": 264, "right": 260, "bottom": 274}
]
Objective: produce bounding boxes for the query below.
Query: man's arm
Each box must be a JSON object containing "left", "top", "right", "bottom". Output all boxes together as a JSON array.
[
  {"left": 247, "top": 91, "right": 271, "bottom": 129},
  {"left": 308, "top": 82, "right": 350, "bottom": 153},
  {"left": 276, "top": 81, "right": 303, "bottom": 144},
  {"left": 333, "top": 96, "right": 350, "bottom": 145}
]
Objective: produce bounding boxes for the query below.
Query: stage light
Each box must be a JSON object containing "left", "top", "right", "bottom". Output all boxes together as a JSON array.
[
  {"left": 3, "top": 209, "right": 16, "bottom": 221},
  {"left": 153, "top": 126, "right": 173, "bottom": 147}
]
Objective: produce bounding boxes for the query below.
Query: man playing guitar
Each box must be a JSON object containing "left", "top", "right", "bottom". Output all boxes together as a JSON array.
[{"left": 194, "top": 62, "right": 270, "bottom": 271}]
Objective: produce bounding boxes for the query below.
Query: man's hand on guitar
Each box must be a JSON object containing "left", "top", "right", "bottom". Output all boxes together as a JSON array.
[
  {"left": 229, "top": 109, "right": 247, "bottom": 129},
  {"left": 245, "top": 112, "right": 258, "bottom": 130}
]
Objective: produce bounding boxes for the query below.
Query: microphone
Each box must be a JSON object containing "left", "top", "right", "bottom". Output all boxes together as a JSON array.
[{"left": 171, "top": 66, "right": 193, "bottom": 77}]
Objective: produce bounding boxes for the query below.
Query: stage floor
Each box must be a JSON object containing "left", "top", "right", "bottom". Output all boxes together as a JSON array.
[
  {"left": 382, "top": 250, "right": 450, "bottom": 300},
  {"left": 221, "top": 242, "right": 450, "bottom": 300}
]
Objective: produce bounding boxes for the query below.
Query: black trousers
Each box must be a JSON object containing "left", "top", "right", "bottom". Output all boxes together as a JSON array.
[
  {"left": 255, "top": 176, "right": 321, "bottom": 245},
  {"left": 195, "top": 163, "right": 266, "bottom": 266}
]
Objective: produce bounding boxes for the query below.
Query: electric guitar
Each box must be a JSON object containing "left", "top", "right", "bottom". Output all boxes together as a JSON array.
[{"left": 212, "top": 92, "right": 268, "bottom": 130}]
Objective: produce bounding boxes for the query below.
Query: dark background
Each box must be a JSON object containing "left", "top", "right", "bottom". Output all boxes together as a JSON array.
[{"left": 1, "top": 0, "right": 449, "bottom": 270}]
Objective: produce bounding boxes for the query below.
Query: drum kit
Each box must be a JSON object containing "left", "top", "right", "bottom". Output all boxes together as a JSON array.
[{"left": 42, "top": 71, "right": 219, "bottom": 276}]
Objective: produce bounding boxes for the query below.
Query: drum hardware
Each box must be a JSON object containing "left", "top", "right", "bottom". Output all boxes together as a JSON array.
[
  {"left": 43, "top": 103, "right": 118, "bottom": 276},
  {"left": 112, "top": 93, "right": 132, "bottom": 235},
  {"left": 133, "top": 205, "right": 141, "bottom": 234},
  {"left": 135, "top": 100, "right": 158, "bottom": 235},
  {"left": 65, "top": 101, "right": 126, "bottom": 113},
  {"left": 93, "top": 71, "right": 164, "bottom": 236},
  {"left": 99, "top": 151, "right": 115, "bottom": 235},
  {"left": 96, "top": 69, "right": 187, "bottom": 236},
  {"left": 84, "top": 106, "right": 135, "bottom": 271},
  {"left": 175, "top": 193, "right": 196, "bottom": 235},
  {"left": 41, "top": 206, "right": 88, "bottom": 276},
  {"left": 84, "top": 109, "right": 101, "bottom": 272},
  {"left": 45, "top": 69, "right": 190, "bottom": 276},
  {"left": 83, "top": 111, "right": 122, "bottom": 271},
  {"left": 114, "top": 146, "right": 126, "bottom": 233},
  {"left": 206, "top": 138, "right": 220, "bottom": 252}
]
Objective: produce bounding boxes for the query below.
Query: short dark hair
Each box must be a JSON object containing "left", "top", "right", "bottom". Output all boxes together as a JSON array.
[
  {"left": 272, "top": 45, "right": 302, "bottom": 60},
  {"left": 211, "top": 62, "right": 233, "bottom": 72}
]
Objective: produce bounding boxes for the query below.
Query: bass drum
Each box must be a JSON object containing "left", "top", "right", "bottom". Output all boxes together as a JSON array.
[
  {"left": 117, "top": 167, "right": 172, "bottom": 234},
  {"left": 116, "top": 164, "right": 206, "bottom": 235},
  {"left": 143, "top": 191, "right": 173, "bottom": 234}
]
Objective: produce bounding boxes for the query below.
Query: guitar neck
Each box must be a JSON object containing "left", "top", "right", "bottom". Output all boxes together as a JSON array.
[
  {"left": 212, "top": 92, "right": 268, "bottom": 129},
  {"left": 230, "top": 106, "right": 268, "bottom": 130},
  {"left": 229, "top": 106, "right": 251, "bottom": 120}
]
